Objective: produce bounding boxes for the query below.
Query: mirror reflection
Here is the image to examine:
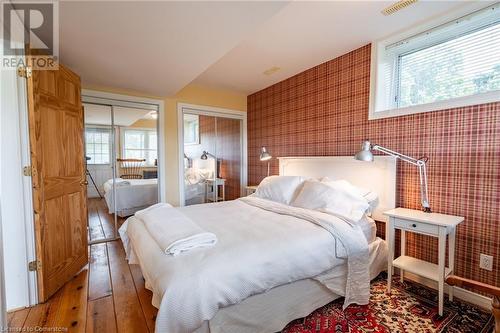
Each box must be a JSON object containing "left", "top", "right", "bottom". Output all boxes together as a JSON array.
[{"left": 84, "top": 103, "right": 159, "bottom": 242}]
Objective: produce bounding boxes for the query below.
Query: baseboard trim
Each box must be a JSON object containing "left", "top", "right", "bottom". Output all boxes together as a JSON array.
[
  {"left": 399, "top": 270, "right": 492, "bottom": 310},
  {"left": 7, "top": 305, "right": 29, "bottom": 313}
]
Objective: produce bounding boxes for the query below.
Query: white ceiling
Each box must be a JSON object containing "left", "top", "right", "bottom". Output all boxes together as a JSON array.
[
  {"left": 60, "top": 1, "right": 482, "bottom": 97},
  {"left": 193, "top": 1, "right": 477, "bottom": 94},
  {"left": 83, "top": 103, "right": 152, "bottom": 127},
  {"left": 59, "top": 1, "right": 288, "bottom": 96}
]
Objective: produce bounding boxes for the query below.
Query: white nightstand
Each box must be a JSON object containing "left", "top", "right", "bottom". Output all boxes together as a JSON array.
[
  {"left": 384, "top": 208, "right": 464, "bottom": 316},
  {"left": 204, "top": 178, "right": 226, "bottom": 202},
  {"left": 245, "top": 185, "right": 258, "bottom": 196}
]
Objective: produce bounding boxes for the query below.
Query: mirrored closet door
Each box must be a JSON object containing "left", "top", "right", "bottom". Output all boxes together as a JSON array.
[
  {"left": 182, "top": 111, "right": 243, "bottom": 206},
  {"left": 84, "top": 101, "right": 160, "bottom": 243}
]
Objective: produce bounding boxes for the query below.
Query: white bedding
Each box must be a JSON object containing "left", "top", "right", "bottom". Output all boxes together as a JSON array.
[
  {"left": 184, "top": 168, "right": 213, "bottom": 202},
  {"left": 121, "top": 197, "right": 375, "bottom": 333},
  {"left": 103, "top": 178, "right": 158, "bottom": 216}
]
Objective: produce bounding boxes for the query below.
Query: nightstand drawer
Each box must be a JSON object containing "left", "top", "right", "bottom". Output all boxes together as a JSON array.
[{"left": 394, "top": 218, "right": 439, "bottom": 235}]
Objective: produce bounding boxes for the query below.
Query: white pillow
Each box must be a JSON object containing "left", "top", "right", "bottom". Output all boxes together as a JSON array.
[
  {"left": 254, "top": 176, "right": 306, "bottom": 205},
  {"left": 321, "top": 179, "right": 379, "bottom": 216},
  {"left": 292, "top": 180, "right": 370, "bottom": 222}
]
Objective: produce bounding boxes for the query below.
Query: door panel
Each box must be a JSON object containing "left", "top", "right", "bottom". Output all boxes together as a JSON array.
[
  {"left": 216, "top": 117, "right": 242, "bottom": 200},
  {"left": 27, "top": 63, "right": 88, "bottom": 302}
]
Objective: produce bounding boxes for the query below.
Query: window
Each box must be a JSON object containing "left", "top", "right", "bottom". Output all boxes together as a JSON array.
[
  {"left": 122, "top": 129, "right": 157, "bottom": 166},
  {"left": 370, "top": 3, "right": 500, "bottom": 119},
  {"left": 184, "top": 114, "right": 199, "bottom": 145},
  {"left": 85, "top": 127, "right": 111, "bottom": 165}
]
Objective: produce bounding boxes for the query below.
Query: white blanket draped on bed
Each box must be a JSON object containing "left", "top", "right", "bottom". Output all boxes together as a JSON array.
[
  {"left": 123, "top": 197, "right": 370, "bottom": 333},
  {"left": 239, "top": 196, "right": 370, "bottom": 308}
]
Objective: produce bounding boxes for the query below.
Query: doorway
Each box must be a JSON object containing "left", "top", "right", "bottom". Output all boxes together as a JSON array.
[
  {"left": 82, "top": 94, "right": 162, "bottom": 243},
  {"left": 178, "top": 104, "right": 247, "bottom": 206}
]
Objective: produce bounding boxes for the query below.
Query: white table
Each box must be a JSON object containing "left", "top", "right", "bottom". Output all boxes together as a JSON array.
[
  {"left": 245, "top": 185, "right": 258, "bottom": 196},
  {"left": 204, "top": 178, "right": 226, "bottom": 202},
  {"left": 384, "top": 208, "right": 464, "bottom": 316}
]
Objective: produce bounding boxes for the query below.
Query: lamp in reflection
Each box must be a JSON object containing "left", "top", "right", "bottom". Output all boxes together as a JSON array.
[
  {"left": 200, "top": 151, "right": 222, "bottom": 178},
  {"left": 201, "top": 151, "right": 215, "bottom": 160}
]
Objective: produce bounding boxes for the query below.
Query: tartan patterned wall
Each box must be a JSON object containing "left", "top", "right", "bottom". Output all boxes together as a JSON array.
[{"left": 248, "top": 44, "right": 500, "bottom": 287}]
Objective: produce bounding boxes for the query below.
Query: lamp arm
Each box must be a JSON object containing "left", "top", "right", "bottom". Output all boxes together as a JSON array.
[
  {"left": 372, "top": 145, "right": 419, "bottom": 165},
  {"left": 418, "top": 160, "right": 431, "bottom": 212},
  {"left": 203, "top": 151, "right": 217, "bottom": 159},
  {"left": 372, "top": 144, "right": 431, "bottom": 212}
]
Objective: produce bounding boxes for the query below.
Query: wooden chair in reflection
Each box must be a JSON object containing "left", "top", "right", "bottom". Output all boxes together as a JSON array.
[
  {"left": 117, "top": 158, "right": 146, "bottom": 179},
  {"left": 446, "top": 275, "right": 500, "bottom": 332}
]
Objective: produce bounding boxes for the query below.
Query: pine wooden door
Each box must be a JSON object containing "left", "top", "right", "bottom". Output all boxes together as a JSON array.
[{"left": 26, "top": 64, "right": 88, "bottom": 302}]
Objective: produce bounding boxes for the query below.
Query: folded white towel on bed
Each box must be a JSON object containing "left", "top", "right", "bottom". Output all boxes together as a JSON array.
[
  {"left": 104, "top": 178, "right": 131, "bottom": 187},
  {"left": 135, "top": 203, "right": 217, "bottom": 256}
]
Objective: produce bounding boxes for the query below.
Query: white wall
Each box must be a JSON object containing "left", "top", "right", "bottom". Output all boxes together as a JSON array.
[
  {"left": 87, "top": 165, "right": 113, "bottom": 198},
  {"left": 0, "top": 65, "right": 32, "bottom": 310}
]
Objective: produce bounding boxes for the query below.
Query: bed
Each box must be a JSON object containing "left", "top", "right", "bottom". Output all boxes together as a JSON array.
[
  {"left": 120, "top": 156, "right": 396, "bottom": 333},
  {"left": 103, "top": 178, "right": 158, "bottom": 217},
  {"left": 184, "top": 167, "right": 213, "bottom": 205}
]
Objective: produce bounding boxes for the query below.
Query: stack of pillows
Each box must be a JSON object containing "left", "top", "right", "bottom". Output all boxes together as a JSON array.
[{"left": 253, "top": 176, "right": 379, "bottom": 223}]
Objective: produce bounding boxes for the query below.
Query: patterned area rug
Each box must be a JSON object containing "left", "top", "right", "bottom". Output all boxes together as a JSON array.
[{"left": 282, "top": 274, "right": 494, "bottom": 333}]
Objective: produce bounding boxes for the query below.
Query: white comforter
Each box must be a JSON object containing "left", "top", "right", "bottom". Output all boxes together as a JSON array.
[
  {"left": 122, "top": 197, "right": 370, "bottom": 333},
  {"left": 103, "top": 178, "right": 158, "bottom": 213}
]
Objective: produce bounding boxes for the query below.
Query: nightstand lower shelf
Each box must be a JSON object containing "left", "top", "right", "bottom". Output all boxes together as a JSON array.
[{"left": 393, "top": 256, "right": 451, "bottom": 282}]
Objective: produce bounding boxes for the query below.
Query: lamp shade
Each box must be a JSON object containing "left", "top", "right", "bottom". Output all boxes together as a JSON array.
[
  {"left": 259, "top": 147, "right": 272, "bottom": 161},
  {"left": 354, "top": 140, "right": 374, "bottom": 162}
]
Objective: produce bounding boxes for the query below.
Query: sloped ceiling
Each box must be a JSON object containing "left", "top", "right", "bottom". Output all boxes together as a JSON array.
[
  {"left": 193, "top": 1, "right": 478, "bottom": 94},
  {"left": 59, "top": 1, "right": 482, "bottom": 96},
  {"left": 59, "top": 1, "right": 288, "bottom": 96}
]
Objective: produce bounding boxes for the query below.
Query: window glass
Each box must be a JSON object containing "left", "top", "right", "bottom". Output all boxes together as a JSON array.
[
  {"left": 123, "top": 129, "right": 157, "bottom": 166},
  {"left": 85, "top": 127, "right": 111, "bottom": 165},
  {"left": 398, "top": 23, "right": 500, "bottom": 108}
]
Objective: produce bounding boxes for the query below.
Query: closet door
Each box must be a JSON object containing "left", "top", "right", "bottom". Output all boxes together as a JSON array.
[
  {"left": 183, "top": 114, "right": 217, "bottom": 205},
  {"left": 26, "top": 64, "right": 88, "bottom": 301},
  {"left": 215, "top": 117, "right": 242, "bottom": 200}
]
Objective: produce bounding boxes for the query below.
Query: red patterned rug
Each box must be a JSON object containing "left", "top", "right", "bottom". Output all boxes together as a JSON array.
[{"left": 282, "top": 274, "right": 494, "bottom": 333}]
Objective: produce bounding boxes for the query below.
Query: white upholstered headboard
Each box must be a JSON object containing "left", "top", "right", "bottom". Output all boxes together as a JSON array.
[{"left": 278, "top": 156, "right": 396, "bottom": 222}]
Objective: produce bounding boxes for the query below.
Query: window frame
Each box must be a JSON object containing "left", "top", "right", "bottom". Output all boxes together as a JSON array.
[
  {"left": 183, "top": 114, "right": 200, "bottom": 145},
  {"left": 121, "top": 127, "right": 158, "bottom": 167},
  {"left": 369, "top": 3, "right": 500, "bottom": 120},
  {"left": 85, "top": 125, "right": 112, "bottom": 165}
]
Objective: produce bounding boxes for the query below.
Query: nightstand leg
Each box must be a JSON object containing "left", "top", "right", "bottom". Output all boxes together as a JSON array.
[
  {"left": 448, "top": 228, "right": 456, "bottom": 302},
  {"left": 387, "top": 217, "right": 395, "bottom": 294},
  {"left": 438, "top": 228, "right": 446, "bottom": 316},
  {"left": 400, "top": 230, "right": 405, "bottom": 283}
]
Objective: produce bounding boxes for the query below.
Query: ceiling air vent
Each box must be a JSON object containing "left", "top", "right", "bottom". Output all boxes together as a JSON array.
[{"left": 381, "top": 0, "right": 418, "bottom": 16}]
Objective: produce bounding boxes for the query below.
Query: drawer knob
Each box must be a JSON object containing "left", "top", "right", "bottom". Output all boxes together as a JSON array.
[{"left": 412, "top": 223, "right": 417, "bottom": 228}]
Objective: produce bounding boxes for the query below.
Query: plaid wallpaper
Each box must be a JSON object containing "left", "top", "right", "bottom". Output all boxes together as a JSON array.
[{"left": 248, "top": 44, "right": 500, "bottom": 287}]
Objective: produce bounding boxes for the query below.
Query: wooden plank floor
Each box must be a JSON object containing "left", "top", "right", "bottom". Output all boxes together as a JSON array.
[
  {"left": 7, "top": 240, "right": 157, "bottom": 332},
  {"left": 7, "top": 200, "right": 155, "bottom": 332},
  {"left": 88, "top": 198, "right": 122, "bottom": 242}
]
